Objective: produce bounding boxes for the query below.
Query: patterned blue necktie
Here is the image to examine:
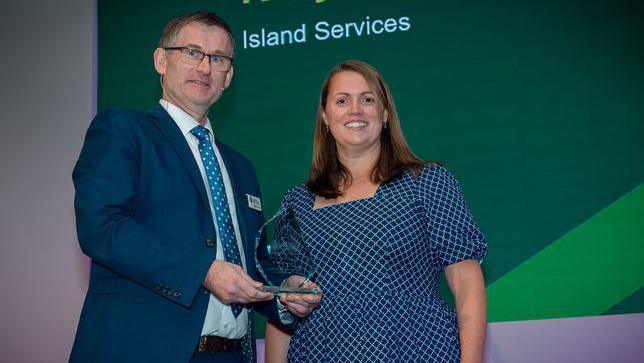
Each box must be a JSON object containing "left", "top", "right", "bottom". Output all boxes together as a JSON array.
[{"left": 191, "top": 125, "right": 243, "bottom": 317}]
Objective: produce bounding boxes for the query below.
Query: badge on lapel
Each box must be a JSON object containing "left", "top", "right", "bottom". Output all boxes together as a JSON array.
[{"left": 246, "top": 194, "right": 262, "bottom": 212}]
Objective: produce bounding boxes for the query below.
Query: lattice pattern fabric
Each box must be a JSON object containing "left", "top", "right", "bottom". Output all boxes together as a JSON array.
[
  {"left": 190, "top": 125, "right": 243, "bottom": 317},
  {"left": 278, "top": 164, "right": 487, "bottom": 363}
]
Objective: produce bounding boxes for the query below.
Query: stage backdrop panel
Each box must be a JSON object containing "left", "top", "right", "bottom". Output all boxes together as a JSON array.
[{"left": 98, "top": 0, "right": 644, "bottom": 348}]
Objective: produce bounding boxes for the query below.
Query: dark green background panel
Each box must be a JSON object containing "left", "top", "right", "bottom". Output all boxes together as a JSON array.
[{"left": 99, "top": 0, "right": 644, "bottom": 334}]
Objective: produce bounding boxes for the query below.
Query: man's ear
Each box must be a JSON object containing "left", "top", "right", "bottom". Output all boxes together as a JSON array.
[
  {"left": 153, "top": 47, "right": 167, "bottom": 75},
  {"left": 224, "top": 65, "right": 234, "bottom": 89}
]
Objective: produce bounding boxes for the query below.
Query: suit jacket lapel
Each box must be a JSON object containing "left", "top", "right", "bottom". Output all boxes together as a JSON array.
[
  {"left": 216, "top": 140, "right": 252, "bottom": 269},
  {"left": 149, "top": 104, "right": 210, "bottom": 207},
  {"left": 149, "top": 105, "right": 253, "bottom": 269}
]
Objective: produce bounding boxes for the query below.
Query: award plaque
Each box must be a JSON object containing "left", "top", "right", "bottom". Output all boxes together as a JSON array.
[{"left": 255, "top": 207, "right": 320, "bottom": 295}]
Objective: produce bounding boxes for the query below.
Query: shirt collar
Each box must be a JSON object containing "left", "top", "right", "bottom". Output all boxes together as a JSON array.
[{"left": 159, "top": 99, "right": 214, "bottom": 137}]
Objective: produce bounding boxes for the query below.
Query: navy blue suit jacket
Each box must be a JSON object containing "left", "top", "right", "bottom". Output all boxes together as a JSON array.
[{"left": 70, "top": 105, "right": 277, "bottom": 363}]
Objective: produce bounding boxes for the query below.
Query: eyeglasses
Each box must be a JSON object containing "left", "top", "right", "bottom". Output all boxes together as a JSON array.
[{"left": 163, "top": 46, "right": 233, "bottom": 72}]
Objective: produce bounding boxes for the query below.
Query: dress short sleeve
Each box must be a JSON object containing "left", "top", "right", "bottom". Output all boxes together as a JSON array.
[{"left": 418, "top": 164, "right": 487, "bottom": 268}]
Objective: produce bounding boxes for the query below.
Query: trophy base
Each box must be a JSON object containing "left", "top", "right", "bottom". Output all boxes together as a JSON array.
[{"left": 258, "top": 285, "right": 321, "bottom": 295}]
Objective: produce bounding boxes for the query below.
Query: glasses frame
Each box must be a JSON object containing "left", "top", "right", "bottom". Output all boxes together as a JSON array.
[{"left": 163, "top": 46, "right": 234, "bottom": 72}]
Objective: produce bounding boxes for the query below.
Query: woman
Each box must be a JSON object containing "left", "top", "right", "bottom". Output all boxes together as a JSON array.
[{"left": 267, "top": 60, "right": 487, "bottom": 363}]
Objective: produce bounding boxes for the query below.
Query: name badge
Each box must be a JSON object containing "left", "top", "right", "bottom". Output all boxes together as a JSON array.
[{"left": 246, "top": 194, "right": 262, "bottom": 212}]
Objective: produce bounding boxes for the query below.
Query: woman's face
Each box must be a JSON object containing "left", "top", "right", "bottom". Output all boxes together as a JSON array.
[{"left": 323, "top": 71, "right": 385, "bottom": 156}]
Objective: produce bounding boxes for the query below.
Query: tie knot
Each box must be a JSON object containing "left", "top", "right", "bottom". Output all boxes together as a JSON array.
[{"left": 190, "top": 125, "right": 210, "bottom": 143}]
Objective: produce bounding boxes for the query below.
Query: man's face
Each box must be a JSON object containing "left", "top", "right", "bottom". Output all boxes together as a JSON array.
[{"left": 154, "top": 22, "right": 234, "bottom": 122}]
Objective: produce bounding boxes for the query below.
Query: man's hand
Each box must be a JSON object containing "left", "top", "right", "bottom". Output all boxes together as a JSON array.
[
  {"left": 203, "top": 260, "right": 273, "bottom": 304},
  {"left": 279, "top": 275, "right": 322, "bottom": 318}
]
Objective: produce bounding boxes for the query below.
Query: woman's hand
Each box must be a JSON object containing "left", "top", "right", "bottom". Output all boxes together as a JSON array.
[{"left": 279, "top": 276, "right": 323, "bottom": 318}]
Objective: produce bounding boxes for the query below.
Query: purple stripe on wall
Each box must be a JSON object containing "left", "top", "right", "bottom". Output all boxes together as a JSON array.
[
  {"left": 256, "top": 313, "right": 644, "bottom": 363},
  {"left": 257, "top": 339, "right": 265, "bottom": 362},
  {"left": 484, "top": 313, "right": 644, "bottom": 363}
]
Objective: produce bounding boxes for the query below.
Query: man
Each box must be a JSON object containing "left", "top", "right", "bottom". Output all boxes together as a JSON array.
[{"left": 70, "top": 11, "right": 319, "bottom": 363}]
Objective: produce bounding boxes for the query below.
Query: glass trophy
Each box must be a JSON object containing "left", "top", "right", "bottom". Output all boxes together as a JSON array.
[{"left": 255, "top": 207, "right": 320, "bottom": 295}]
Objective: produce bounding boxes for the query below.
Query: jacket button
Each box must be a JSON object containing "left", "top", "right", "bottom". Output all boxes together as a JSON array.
[{"left": 205, "top": 238, "right": 215, "bottom": 247}]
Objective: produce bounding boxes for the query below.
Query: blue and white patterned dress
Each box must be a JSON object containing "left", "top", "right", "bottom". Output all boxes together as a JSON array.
[{"left": 278, "top": 164, "right": 487, "bottom": 363}]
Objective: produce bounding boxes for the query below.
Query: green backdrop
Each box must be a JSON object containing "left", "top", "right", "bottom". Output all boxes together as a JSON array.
[{"left": 99, "top": 0, "right": 644, "bottom": 336}]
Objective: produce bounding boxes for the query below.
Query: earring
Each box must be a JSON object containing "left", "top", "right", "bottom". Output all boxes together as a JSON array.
[
  {"left": 383, "top": 120, "right": 388, "bottom": 130},
  {"left": 325, "top": 123, "right": 330, "bottom": 132},
  {"left": 220, "top": 87, "right": 225, "bottom": 91}
]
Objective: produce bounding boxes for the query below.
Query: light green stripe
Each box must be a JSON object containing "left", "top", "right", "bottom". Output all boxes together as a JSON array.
[{"left": 487, "top": 183, "right": 644, "bottom": 322}]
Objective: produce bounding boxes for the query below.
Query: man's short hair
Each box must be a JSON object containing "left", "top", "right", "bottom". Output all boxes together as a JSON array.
[{"left": 158, "top": 11, "right": 236, "bottom": 58}]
